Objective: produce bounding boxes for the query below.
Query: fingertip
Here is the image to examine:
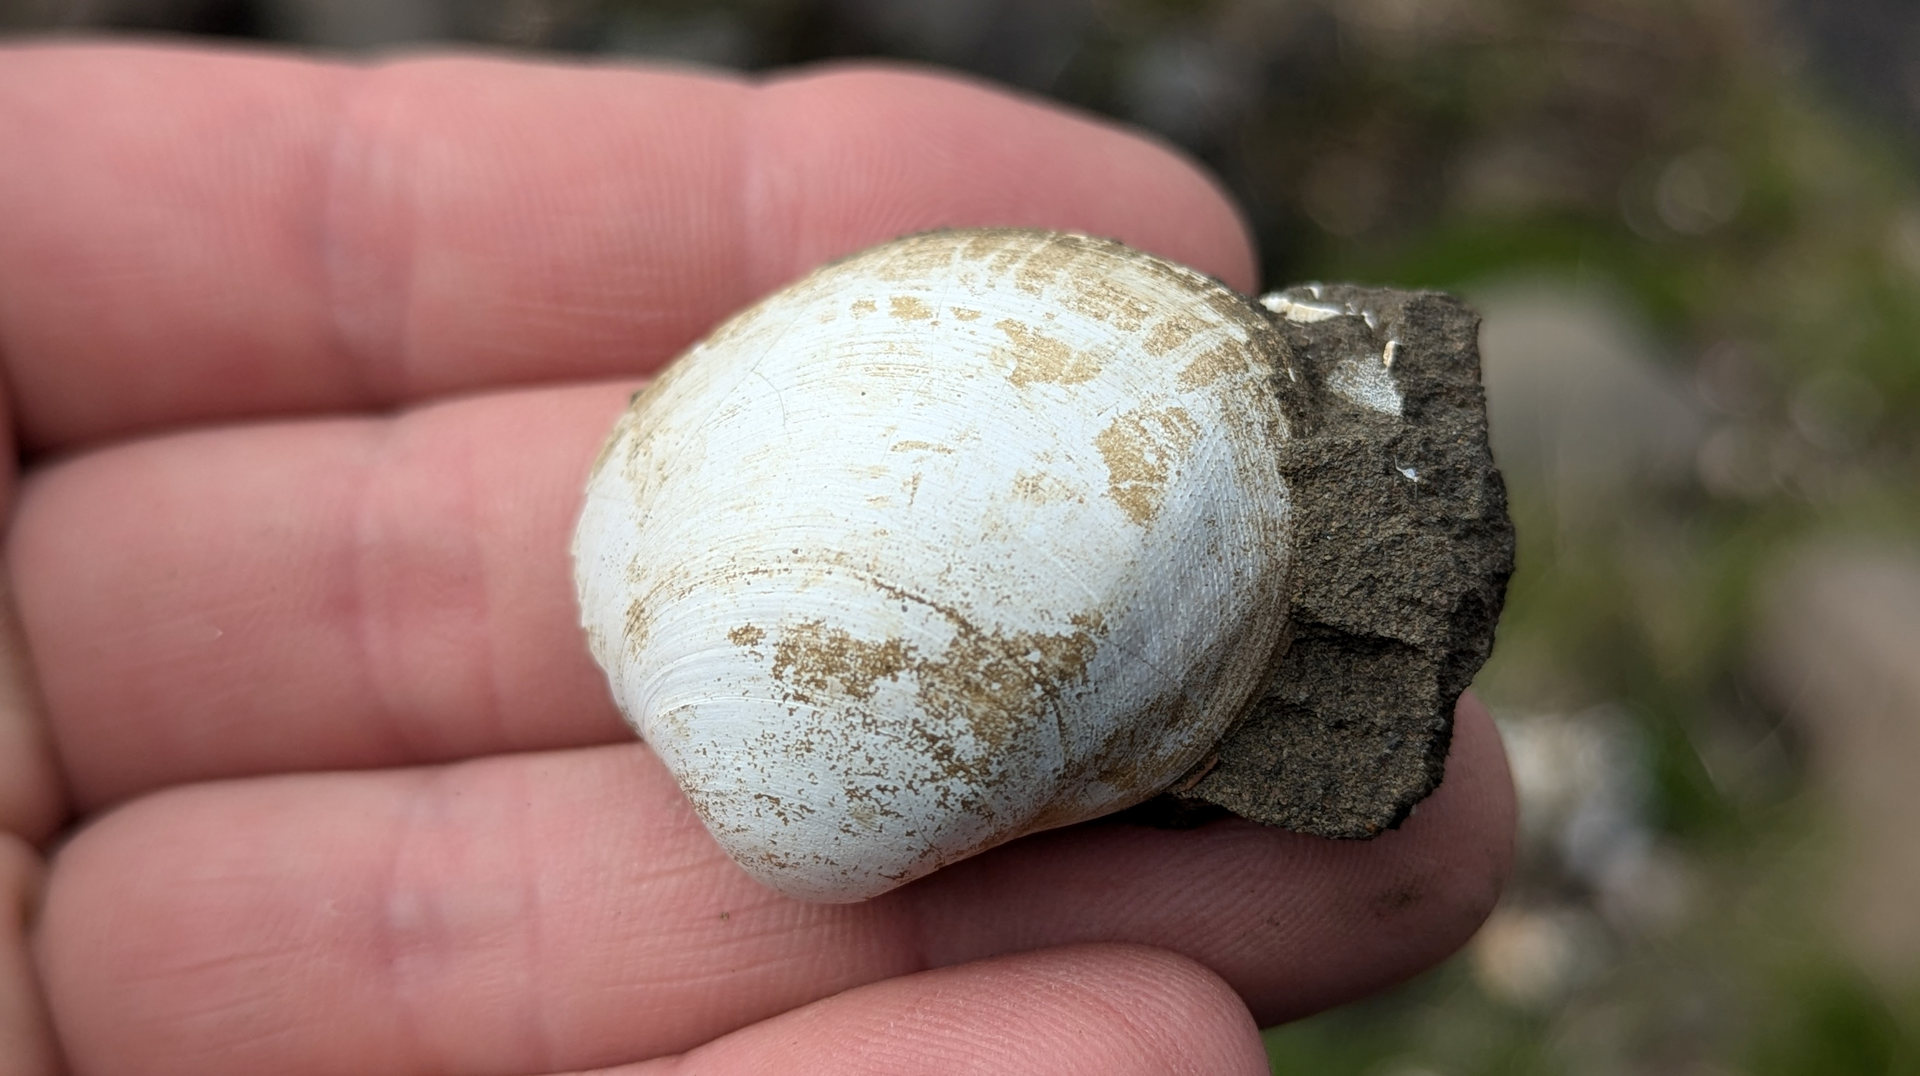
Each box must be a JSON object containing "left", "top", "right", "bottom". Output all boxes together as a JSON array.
[
  {"left": 1257, "top": 690, "right": 1516, "bottom": 1021},
  {"left": 659, "top": 944, "right": 1268, "bottom": 1076},
  {"left": 1447, "top": 691, "right": 1518, "bottom": 896},
  {"left": 749, "top": 62, "right": 1259, "bottom": 293},
  {"left": 1018, "top": 944, "right": 1270, "bottom": 1076}
]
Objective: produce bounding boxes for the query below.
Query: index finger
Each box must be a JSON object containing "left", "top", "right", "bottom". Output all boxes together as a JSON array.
[{"left": 0, "top": 43, "right": 1255, "bottom": 451}]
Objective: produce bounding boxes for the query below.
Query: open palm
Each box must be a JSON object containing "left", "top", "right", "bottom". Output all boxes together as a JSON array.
[{"left": 0, "top": 43, "right": 1514, "bottom": 1075}]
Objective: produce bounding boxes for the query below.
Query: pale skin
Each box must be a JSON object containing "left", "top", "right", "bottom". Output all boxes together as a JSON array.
[{"left": 0, "top": 43, "right": 1516, "bottom": 1075}]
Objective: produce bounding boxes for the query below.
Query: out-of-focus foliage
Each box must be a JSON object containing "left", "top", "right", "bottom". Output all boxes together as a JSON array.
[{"left": 9, "top": 0, "right": 1920, "bottom": 1071}]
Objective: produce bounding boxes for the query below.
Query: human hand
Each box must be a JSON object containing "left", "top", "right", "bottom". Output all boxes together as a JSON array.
[{"left": 0, "top": 43, "right": 1515, "bottom": 1075}]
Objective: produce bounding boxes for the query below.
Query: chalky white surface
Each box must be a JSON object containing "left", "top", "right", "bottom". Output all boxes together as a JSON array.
[{"left": 574, "top": 230, "right": 1295, "bottom": 901}]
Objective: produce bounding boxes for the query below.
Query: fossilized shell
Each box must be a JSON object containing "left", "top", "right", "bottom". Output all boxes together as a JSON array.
[{"left": 573, "top": 228, "right": 1297, "bottom": 901}]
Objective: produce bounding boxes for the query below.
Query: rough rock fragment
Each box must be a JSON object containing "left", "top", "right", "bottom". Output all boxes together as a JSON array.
[{"left": 1142, "top": 284, "right": 1515, "bottom": 837}]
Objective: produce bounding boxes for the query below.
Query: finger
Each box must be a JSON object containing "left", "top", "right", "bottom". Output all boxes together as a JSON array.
[
  {"left": 35, "top": 699, "right": 1510, "bottom": 1076},
  {"left": 0, "top": 375, "right": 67, "bottom": 841},
  {"left": 0, "top": 836, "right": 61, "bottom": 1076},
  {"left": 12, "top": 382, "right": 634, "bottom": 808},
  {"left": 0, "top": 43, "right": 1253, "bottom": 451},
  {"left": 0, "top": 575, "right": 64, "bottom": 842},
  {"left": 621, "top": 945, "right": 1266, "bottom": 1076}
]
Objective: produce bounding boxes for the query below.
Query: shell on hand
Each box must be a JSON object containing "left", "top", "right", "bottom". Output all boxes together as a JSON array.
[{"left": 573, "top": 229, "right": 1297, "bottom": 901}]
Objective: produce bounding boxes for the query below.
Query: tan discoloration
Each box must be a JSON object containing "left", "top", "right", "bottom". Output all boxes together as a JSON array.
[
  {"left": 844, "top": 801, "right": 880, "bottom": 830},
  {"left": 1094, "top": 406, "right": 1201, "bottom": 525},
  {"left": 876, "top": 340, "right": 925, "bottom": 360},
  {"left": 996, "top": 318, "right": 1100, "bottom": 386},
  {"left": 850, "top": 298, "right": 877, "bottom": 316},
  {"left": 1011, "top": 469, "right": 1079, "bottom": 504},
  {"left": 890, "top": 440, "right": 953, "bottom": 454},
  {"left": 620, "top": 423, "right": 651, "bottom": 486},
  {"left": 1203, "top": 285, "right": 1267, "bottom": 334},
  {"left": 596, "top": 362, "right": 689, "bottom": 485},
  {"left": 950, "top": 306, "right": 982, "bottom": 321},
  {"left": 872, "top": 235, "right": 959, "bottom": 281},
  {"left": 1176, "top": 340, "right": 1252, "bottom": 390},
  {"left": 759, "top": 580, "right": 1108, "bottom": 809},
  {"left": 624, "top": 598, "right": 649, "bottom": 646},
  {"left": 1013, "top": 236, "right": 1086, "bottom": 296},
  {"left": 961, "top": 230, "right": 1016, "bottom": 263},
  {"left": 770, "top": 620, "right": 914, "bottom": 704},
  {"left": 1144, "top": 316, "right": 1201, "bottom": 356},
  {"left": 911, "top": 614, "right": 1099, "bottom": 775},
  {"left": 617, "top": 366, "right": 701, "bottom": 494},
  {"left": 890, "top": 295, "right": 934, "bottom": 320},
  {"left": 973, "top": 233, "right": 1162, "bottom": 333},
  {"left": 728, "top": 623, "right": 766, "bottom": 648},
  {"left": 650, "top": 703, "right": 692, "bottom": 745},
  {"left": 752, "top": 789, "right": 814, "bottom": 826},
  {"left": 1061, "top": 276, "right": 1153, "bottom": 331}
]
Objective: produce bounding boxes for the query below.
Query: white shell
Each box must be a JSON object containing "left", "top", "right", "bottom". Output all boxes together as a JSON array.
[{"left": 574, "top": 229, "right": 1295, "bottom": 901}]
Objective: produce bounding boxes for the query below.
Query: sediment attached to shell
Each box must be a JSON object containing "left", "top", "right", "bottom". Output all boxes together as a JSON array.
[
  {"left": 1140, "top": 284, "right": 1515, "bottom": 837},
  {"left": 574, "top": 229, "right": 1515, "bottom": 901}
]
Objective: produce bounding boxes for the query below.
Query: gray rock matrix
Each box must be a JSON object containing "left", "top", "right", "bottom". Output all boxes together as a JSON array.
[{"left": 1143, "top": 285, "right": 1516, "bottom": 837}]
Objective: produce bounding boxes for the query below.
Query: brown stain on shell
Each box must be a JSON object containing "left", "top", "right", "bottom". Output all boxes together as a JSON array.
[
  {"left": 747, "top": 596, "right": 1107, "bottom": 798},
  {"left": 910, "top": 611, "right": 1102, "bottom": 771},
  {"left": 769, "top": 620, "right": 914, "bottom": 704},
  {"left": 889, "top": 295, "right": 934, "bottom": 320},
  {"left": 1093, "top": 406, "right": 1202, "bottom": 525},
  {"left": 1176, "top": 340, "right": 1254, "bottom": 390},
  {"left": 1058, "top": 276, "right": 1153, "bottom": 331},
  {"left": 871, "top": 235, "right": 960, "bottom": 281},
  {"left": 996, "top": 318, "right": 1100, "bottom": 387},
  {"left": 620, "top": 598, "right": 653, "bottom": 667},
  {"left": 1012, "top": 237, "right": 1081, "bottom": 295},
  {"left": 1010, "top": 469, "right": 1080, "bottom": 504},
  {"left": 1144, "top": 316, "right": 1200, "bottom": 357}
]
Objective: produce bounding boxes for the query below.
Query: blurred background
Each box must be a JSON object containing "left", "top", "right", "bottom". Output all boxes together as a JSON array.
[{"left": 6, "top": 0, "right": 1918, "bottom": 1071}]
